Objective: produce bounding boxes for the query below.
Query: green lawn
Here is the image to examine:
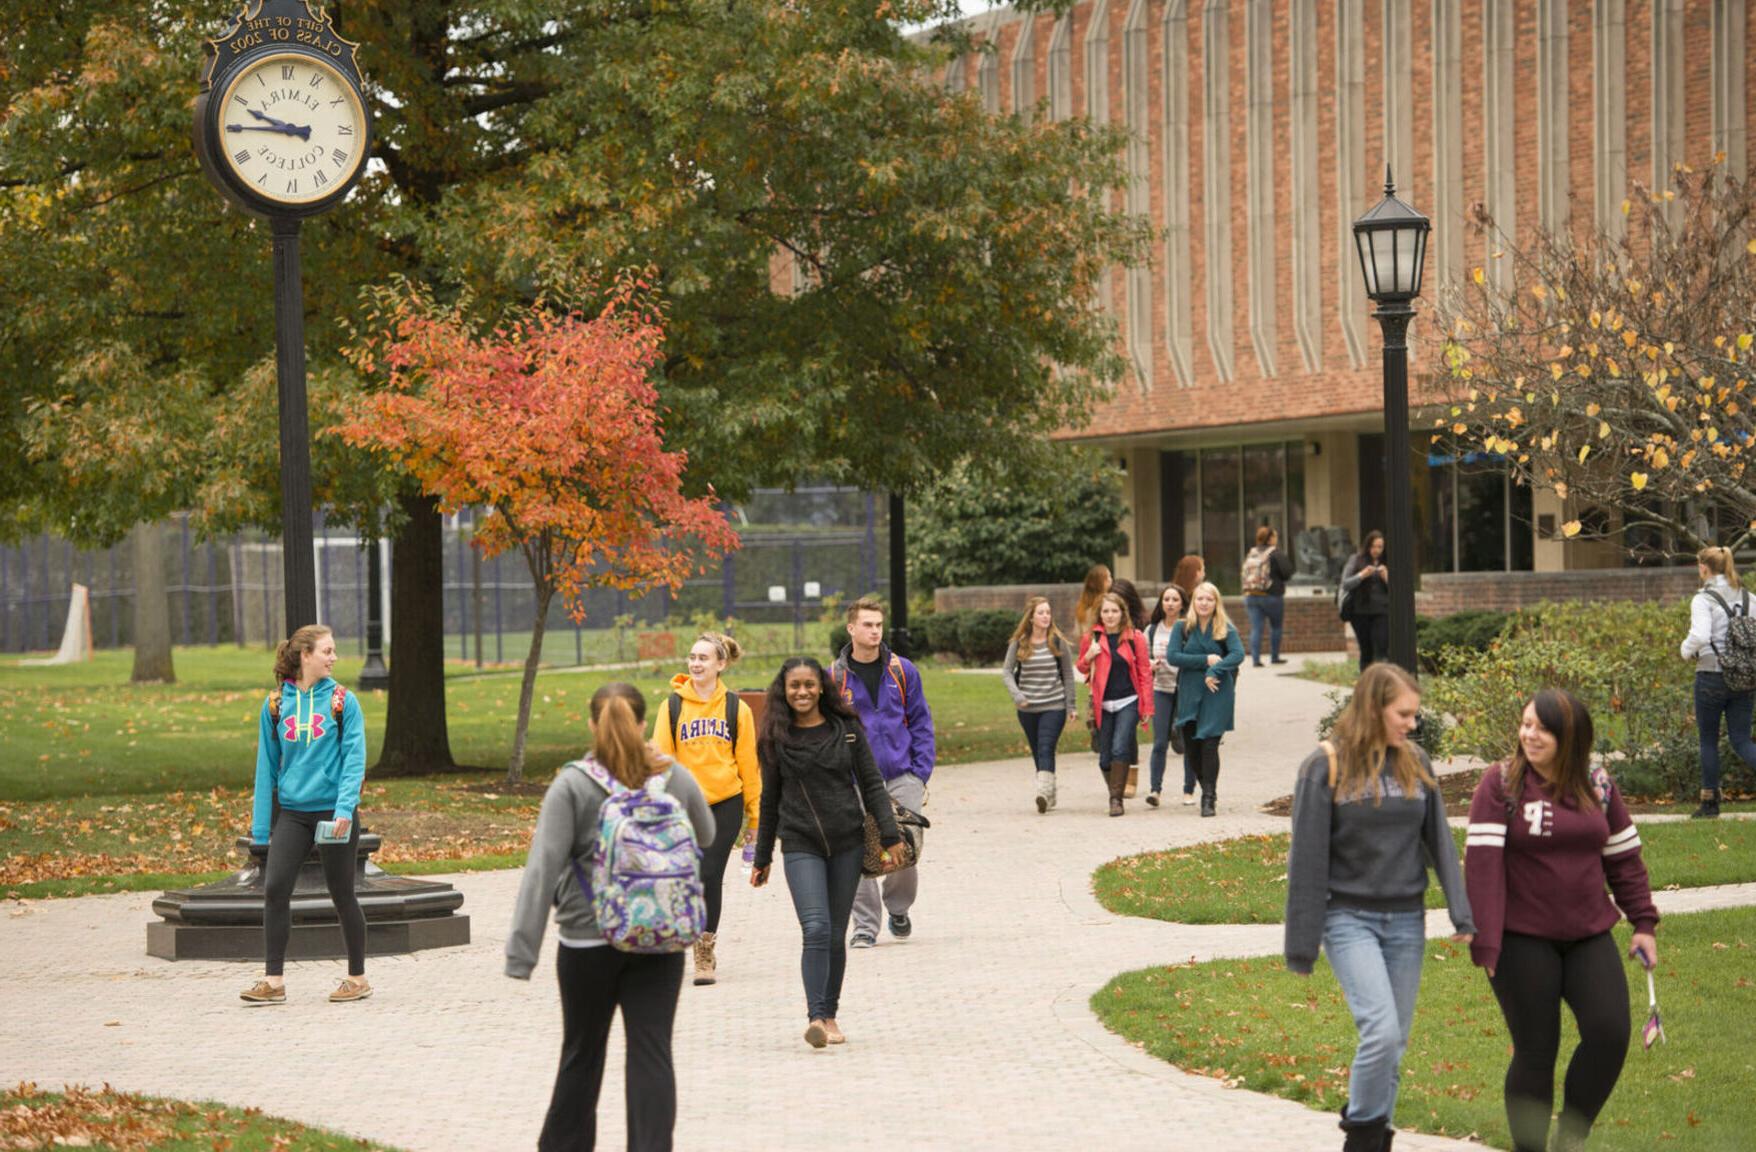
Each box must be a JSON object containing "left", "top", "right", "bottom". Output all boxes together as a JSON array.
[
  {"left": 1296, "top": 657, "right": 1360, "bottom": 687},
  {"left": 0, "top": 646, "right": 1057, "bottom": 801},
  {"left": 1092, "top": 822, "right": 1756, "bottom": 925},
  {"left": 1093, "top": 909, "right": 1756, "bottom": 1150},
  {"left": 0, "top": 1083, "right": 404, "bottom": 1150}
]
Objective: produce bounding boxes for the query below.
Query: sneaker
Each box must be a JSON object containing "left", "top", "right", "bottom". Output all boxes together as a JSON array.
[
  {"left": 1182, "top": 792, "right": 1196, "bottom": 806},
  {"left": 1146, "top": 791, "right": 1161, "bottom": 808},
  {"left": 823, "top": 1019, "right": 846, "bottom": 1045},
  {"left": 328, "top": 977, "right": 372, "bottom": 1003},
  {"left": 849, "top": 932, "right": 877, "bottom": 949},
  {"left": 804, "top": 1020, "right": 829, "bottom": 1049},
  {"left": 239, "top": 980, "right": 284, "bottom": 1006},
  {"left": 1271, "top": 658, "right": 1289, "bottom": 665},
  {"left": 888, "top": 912, "right": 912, "bottom": 939}
]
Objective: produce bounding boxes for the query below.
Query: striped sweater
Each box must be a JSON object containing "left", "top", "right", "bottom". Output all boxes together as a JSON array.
[
  {"left": 1463, "top": 762, "right": 1659, "bottom": 973},
  {"left": 1001, "top": 638, "right": 1075, "bottom": 714}
]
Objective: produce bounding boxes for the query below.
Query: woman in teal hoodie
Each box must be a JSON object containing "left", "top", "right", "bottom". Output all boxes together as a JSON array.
[
  {"left": 1168, "top": 582, "right": 1246, "bottom": 817},
  {"left": 240, "top": 624, "right": 370, "bottom": 1006}
]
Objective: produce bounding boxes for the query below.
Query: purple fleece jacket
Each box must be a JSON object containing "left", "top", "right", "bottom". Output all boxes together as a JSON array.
[{"left": 832, "top": 643, "right": 936, "bottom": 783}]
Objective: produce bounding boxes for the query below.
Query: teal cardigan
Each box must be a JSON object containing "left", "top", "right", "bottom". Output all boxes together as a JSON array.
[{"left": 1167, "top": 619, "right": 1246, "bottom": 740}]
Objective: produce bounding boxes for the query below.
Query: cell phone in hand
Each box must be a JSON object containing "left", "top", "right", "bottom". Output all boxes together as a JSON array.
[{"left": 315, "top": 819, "right": 348, "bottom": 845}]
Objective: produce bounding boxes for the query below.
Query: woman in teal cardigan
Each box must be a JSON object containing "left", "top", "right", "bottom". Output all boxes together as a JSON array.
[{"left": 1167, "top": 581, "right": 1246, "bottom": 816}]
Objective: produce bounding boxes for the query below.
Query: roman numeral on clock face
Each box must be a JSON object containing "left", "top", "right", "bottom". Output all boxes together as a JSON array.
[
  {"left": 234, "top": 149, "right": 252, "bottom": 165},
  {"left": 282, "top": 65, "right": 295, "bottom": 80},
  {"left": 309, "top": 73, "right": 324, "bottom": 89},
  {"left": 286, "top": 178, "right": 299, "bottom": 194},
  {"left": 332, "top": 148, "right": 349, "bottom": 166},
  {"left": 233, "top": 95, "right": 247, "bottom": 106},
  {"left": 313, "top": 170, "right": 328, "bottom": 188}
]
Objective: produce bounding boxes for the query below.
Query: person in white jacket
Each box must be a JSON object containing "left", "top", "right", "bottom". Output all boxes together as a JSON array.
[{"left": 1679, "top": 546, "right": 1756, "bottom": 818}]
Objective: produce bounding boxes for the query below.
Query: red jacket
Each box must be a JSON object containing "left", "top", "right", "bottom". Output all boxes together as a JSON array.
[{"left": 1074, "top": 627, "right": 1154, "bottom": 728}]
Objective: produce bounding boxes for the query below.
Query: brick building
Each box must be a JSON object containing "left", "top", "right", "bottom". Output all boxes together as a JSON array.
[{"left": 945, "top": 0, "right": 1754, "bottom": 596}]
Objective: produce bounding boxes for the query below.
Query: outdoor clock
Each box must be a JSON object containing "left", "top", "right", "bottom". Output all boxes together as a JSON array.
[{"left": 193, "top": 0, "right": 372, "bottom": 218}]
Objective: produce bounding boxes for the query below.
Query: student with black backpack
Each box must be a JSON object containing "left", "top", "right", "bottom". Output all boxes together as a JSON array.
[
  {"left": 650, "top": 632, "right": 760, "bottom": 984},
  {"left": 1680, "top": 546, "right": 1756, "bottom": 819}
]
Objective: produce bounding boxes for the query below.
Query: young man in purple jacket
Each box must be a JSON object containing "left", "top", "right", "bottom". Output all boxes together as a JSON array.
[{"left": 834, "top": 595, "right": 936, "bottom": 947}]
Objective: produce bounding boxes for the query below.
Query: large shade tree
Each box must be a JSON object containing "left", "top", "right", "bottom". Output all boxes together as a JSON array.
[{"left": 2, "top": 0, "right": 1149, "bottom": 772}]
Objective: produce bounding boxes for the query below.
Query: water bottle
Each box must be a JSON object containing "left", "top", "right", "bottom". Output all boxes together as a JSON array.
[{"left": 740, "top": 839, "right": 756, "bottom": 878}]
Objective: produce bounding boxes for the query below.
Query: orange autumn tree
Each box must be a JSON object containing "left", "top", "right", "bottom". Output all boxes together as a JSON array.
[{"left": 338, "top": 278, "right": 738, "bottom": 783}]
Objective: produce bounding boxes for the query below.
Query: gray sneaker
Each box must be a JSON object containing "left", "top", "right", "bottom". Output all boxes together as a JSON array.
[
  {"left": 888, "top": 913, "right": 912, "bottom": 939},
  {"left": 849, "top": 931, "right": 877, "bottom": 949}
]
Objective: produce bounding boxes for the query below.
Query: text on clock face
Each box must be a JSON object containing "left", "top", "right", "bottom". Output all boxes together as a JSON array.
[{"left": 221, "top": 57, "right": 361, "bottom": 200}]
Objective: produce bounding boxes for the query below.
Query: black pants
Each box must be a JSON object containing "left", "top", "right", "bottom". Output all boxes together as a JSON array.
[
  {"left": 700, "top": 795, "right": 743, "bottom": 934},
  {"left": 1489, "top": 931, "right": 1631, "bottom": 1151},
  {"left": 541, "top": 945, "right": 685, "bottom": 1152},
  {"left": 1353, "top": 614, "right": 1389, "bottom": 670},
  {"left": 1181, "top": 724, "right": 1221, "bottom": 799},
  {"left": 263, "top": 807, "right": 365, "bottom": 977}
]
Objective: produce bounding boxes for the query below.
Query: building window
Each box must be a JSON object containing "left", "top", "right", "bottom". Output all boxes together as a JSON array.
[
  {"left": 1048, "top": 15, "right": 1072, "bottom": 122},
  {"left": 1162, "top": 442, "right": 1309, "bottom": 591},
  {"left": 1123, "top": 0, "right": 1152, "bottom": 389},
  {"left": 1362, "top": 435, "right": 1535, "bottom": 576},
  {"left": 1011, "top": 17, "right": 1036, "bottom": 121},
  {"left": 978, "top": 49, "right": 1000, "bottom": 114}
]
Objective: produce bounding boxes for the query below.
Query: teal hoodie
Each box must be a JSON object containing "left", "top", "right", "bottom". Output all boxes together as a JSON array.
[{"left": 251, "top": 678, "right": 366, "bottom": 843}]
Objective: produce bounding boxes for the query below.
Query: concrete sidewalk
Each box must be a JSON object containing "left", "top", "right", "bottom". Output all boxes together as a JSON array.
[{"left": 1, "top": 664, "right": 1736, "bottom": 1150}]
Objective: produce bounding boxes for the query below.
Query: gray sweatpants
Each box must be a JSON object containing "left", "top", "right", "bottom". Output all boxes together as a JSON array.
[{"left": 851, "top": 772, "right": 926, "bottom": 938}]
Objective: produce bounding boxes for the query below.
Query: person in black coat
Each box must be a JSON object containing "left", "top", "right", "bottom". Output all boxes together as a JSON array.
[
  {"left": 752, "top": 657, "right": 905, "bottom": 1049},
  {"left": 1341, "top": 530, "right": 1392, "bottom": 671}
]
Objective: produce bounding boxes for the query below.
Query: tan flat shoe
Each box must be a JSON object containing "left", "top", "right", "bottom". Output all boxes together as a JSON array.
[
  {"left": 804, "top": 1020, "right": 829, "bottom": 1049},
  {"left": 239, "top": 979, "right": 284, "bottom": 1006},
  {"left": 329, "top": 977, "right": 372, "bottom": 1003},
  {"left": 823, "top": 1019, "right": 846, "bottom": 1045}
]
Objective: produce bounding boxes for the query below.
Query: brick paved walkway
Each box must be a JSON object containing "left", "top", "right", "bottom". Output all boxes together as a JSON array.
[{"left": 3, "top": 664, "right": 1748, "bottom": 1150}]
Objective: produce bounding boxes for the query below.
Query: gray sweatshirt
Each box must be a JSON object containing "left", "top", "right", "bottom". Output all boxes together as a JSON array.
[
  {"left": 1001, "top": 638, "right": 1076, "bottom": 713},
  {"left": 1283, "top": 743, "right": 1473, "bottom": 974},
  {"left": 505, "top": 756, "right": 713, "bottom": 979}
]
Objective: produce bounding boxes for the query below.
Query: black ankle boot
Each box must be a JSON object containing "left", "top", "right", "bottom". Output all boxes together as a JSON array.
[
  {"left": 1692, "top": 788, "right": 1721, "bottom": 819},
  {"left": 1338, "top": 1109, "right": 1388, "bottom": 1152},
  {"left": 1199, "top": 791, "right": 1216, "bottom": 817}
]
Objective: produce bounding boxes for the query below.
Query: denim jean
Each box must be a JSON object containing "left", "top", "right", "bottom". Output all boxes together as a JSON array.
[
  {"left": 1323, "top": 907, "right": 1428, "bottom": 1126},
  {"left": 1016, "top": 709, "right": 1068, "bottom": 774},
  {"left": 782, "top": 848, "right": 863, "bottom": 1021},
  {"left": 1096, "top": 700, "right": 1140, "bottom": 771},
  {"left": 1245, "top": 595, "right": 1286, "bottom": 662},
  {"left": 1693, "top": 670, "right": 1756, "bottom": 793},
  {"left": 1148, "top": 690, "right": 1178, "bottom": 793}
]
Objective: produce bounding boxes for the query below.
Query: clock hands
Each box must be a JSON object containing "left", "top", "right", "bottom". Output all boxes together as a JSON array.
[{"left": 230, "top": 108, "right": 311, "bottom": 140}]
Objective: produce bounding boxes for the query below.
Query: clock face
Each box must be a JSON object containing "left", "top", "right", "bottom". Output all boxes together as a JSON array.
[{"left": 216, "top": 52, "right": 367, "bottom": 207}]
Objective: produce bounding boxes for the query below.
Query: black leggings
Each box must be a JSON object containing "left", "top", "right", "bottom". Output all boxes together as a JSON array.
[
  {"left": 701, "top": 795, "right": 743, "bottom": 934},
  {"left": 263, "top": 807, "right": 366, "bottom": 977},
  {"left": 541, "top": 944, "right": 684, "bottom": 1152},
  {"left": 1489, "top": 931, "right": 1631, "bottom": 1151},
  {"left": 1181, "top": 725, "right": 1221, "bottom": 798},
  {"left": 1353, "top": 614, "right": 1389, "bottom": 670}
]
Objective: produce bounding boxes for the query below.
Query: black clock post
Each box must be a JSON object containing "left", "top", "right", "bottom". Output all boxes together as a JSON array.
[{"left": 153, "top": 0, "right": 469, "bottom": 962}]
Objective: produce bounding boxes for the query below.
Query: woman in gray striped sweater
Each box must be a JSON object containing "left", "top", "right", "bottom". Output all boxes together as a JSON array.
[{"left": 1002, "top": 596, "right": 1078, "bottom": 813}]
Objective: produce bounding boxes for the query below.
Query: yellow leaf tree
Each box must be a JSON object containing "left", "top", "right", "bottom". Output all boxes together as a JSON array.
[{"left": 1436, "top": 163, "right": 1756, "bottom": 555}]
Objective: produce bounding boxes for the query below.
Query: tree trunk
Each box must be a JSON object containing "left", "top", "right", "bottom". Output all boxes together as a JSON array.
[
  {"left": 130, "top": 520, "right": 175, "bottom": 684},
  {"left": 506, "top": 583, "right": 552, "bottom": 785},
  {"left": 373, "top": 492, "right": 459, "bottom": 775}
]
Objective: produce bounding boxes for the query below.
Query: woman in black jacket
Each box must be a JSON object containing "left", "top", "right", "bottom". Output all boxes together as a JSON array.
[
  {"left": 1341, "top": 530, "right": 1392, "bottom": 671},
  {"left": 752, "top": 657, "right": 905, "bottom": 1049}
]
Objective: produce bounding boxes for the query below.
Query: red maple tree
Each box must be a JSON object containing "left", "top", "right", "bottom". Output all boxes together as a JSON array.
[{"left": 338, "top": 277, "right": 739, "bottom": 782}]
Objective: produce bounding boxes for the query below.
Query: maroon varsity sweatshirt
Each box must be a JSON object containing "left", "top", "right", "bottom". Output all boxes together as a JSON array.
[{"left": 1464, "top": 763, "right": 1659, "bottom": 973}]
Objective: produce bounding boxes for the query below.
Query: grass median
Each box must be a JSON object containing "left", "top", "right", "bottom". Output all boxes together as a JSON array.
[
  {"left": 0, "top": 1083, "right": 405, "bottom": 1150},
  {"left": 1093, "top": 909, "right": 1756, "bottom": 1151},
  {"left": 1092, "top": 822, "right": 1756, "bottom": 925}
]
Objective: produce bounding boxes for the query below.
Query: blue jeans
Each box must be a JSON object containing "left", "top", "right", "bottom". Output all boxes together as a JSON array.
[
  {"left": 1096, "top": 700, "right": 1140, "bottom": 771},
  {"left": 1016, "top": 709, "right": 1068, "bottom": 774},
  {"left": 782, "top": 848, "right": 863, "bottom": 1021},
  {"left": 1245, "top": 595, "right": 1286, "bottom": 662},
  {"left": 1323, "top": 908, "right": 1428, "bottom": 1126},
  {"left": 1694, "top": 670, "right": 1756, "bottom": 793},
  {"left": 1148, "top": 690, "right": 1178, "bottom": 793}
]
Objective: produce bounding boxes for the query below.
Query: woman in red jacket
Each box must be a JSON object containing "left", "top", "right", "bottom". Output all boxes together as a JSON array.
[
  {"left": 1464, "top": 689, "right": 1658, "bottom": 1152},
  {"left": 1075, "top": 592, "right": 1153, "bottom": 817}
]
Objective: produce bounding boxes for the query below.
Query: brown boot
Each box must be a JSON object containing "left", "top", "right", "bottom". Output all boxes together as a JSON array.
[
  {"left": 1123, "top": 764, "right": 1138, "bottom": 798},
  {"left": 1106, "top": 762, "right": 1128, "bottom": 816},
  {"left": 692, "top": 931, "right": 717, "bottom": 985}
]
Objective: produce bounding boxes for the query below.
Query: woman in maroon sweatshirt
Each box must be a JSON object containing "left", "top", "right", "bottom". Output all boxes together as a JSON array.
[{"left": 1464, "top": 689, "right": 1658, "bottom": 1152}]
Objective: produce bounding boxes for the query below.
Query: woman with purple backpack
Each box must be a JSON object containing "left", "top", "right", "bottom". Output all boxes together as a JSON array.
[{"left": 506, "top": 681, "right": 714, "bottom": 1152}]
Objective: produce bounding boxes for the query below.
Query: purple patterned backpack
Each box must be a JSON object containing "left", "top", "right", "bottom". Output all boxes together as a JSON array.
[{"left": 569, "top": 757, "right": 705, "bottom": 954}]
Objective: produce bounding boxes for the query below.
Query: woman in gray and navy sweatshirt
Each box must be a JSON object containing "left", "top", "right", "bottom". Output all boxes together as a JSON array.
[
  {"left": 1285, "top": 663, "right": 1473, "bottom": 1152},
  {"left": 1465, "top": 689, "right": 1658, "bottom": 1152}
]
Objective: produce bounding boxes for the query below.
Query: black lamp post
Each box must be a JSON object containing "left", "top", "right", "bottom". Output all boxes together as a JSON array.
[{"left": 1352, "top": 166, "right": 1430, "bottom": 674}]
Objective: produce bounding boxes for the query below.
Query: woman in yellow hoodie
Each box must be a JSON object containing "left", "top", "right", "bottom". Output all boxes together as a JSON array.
[{"left": 651, "top": 631, "right": 761, "bottom": 985}]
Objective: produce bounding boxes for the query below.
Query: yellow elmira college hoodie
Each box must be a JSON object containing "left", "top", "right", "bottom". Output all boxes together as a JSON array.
[{"left": 651, "top": 673, "right": 761, "bottom": 825}]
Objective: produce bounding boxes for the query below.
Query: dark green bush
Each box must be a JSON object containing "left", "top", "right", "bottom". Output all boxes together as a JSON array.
[
  {"left": 955, "top": 609, "right": 1020, "bottom": 664},
  {"left": 1416, "top": 609, "right": 1515, "bottom": 672},
  {"left": 827, "top": 623, "right": 850, "bottom": 660},
  {"left": 914, "top": 611, "right": 957, "bottom": 656}
]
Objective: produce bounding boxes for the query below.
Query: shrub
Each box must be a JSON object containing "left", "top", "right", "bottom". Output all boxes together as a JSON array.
[
  {"left": 955, "top": 609, "right": 1019, "bottom": 664},
  {"left": 1416, "top": 609, "right": 1514, "bottom": 672},
  {"left": 827, "top": 623, "right": 850, "bottom": 660},
  {"left": 914, "top": 610, "right": 958, "bottom": 657},
  {"left": 1422, "top": 599, "right": 1727, "bottom": 799}
]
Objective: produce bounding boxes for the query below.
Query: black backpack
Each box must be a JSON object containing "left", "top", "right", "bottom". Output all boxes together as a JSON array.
[
  {"left": 1704, "top": 589, "right": 1756, "bottom": 692},
  {"left": 668, "top": 690, "right": 740, "bottom": 749}
]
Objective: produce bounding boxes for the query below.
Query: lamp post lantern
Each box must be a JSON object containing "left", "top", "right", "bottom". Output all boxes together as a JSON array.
[{"left": 1352, "top": 166, "right": 1430, "bottom": 674}]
